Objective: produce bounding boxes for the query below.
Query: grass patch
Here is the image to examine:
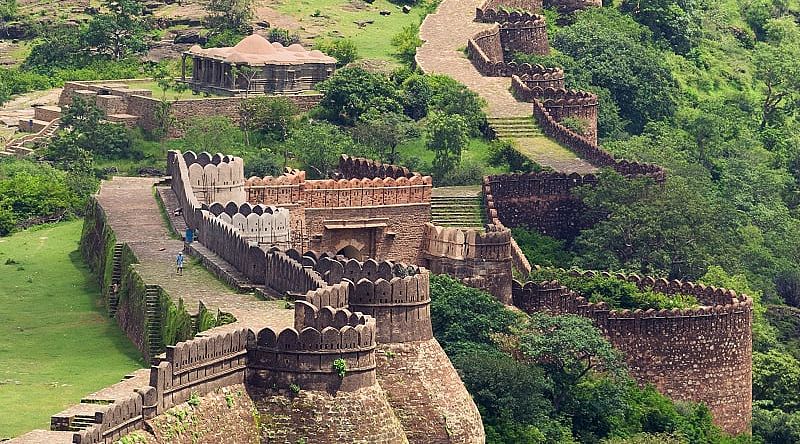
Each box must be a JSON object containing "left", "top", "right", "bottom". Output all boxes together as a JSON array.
[
  {"left": 271, "top": 0, "right": 432, "bottom": 62},
  {"left": 398, "top": 136, "right": 509, "bottom": 176},
  {"left": 122, "top": 80, "right": 207, "bottom": 101},
  {"left": 0, "top": 221, "right": 143, "bottom": 438}
]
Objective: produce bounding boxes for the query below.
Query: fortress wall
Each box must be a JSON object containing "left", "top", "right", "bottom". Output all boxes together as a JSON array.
[
  {"left": 483, "top": 172, "right": 596, "bottom": 240},
  {"left": 304, "top": 203, "right": 430, "bottom": 264},
  {"left": 206, "top": 201, "right": 291, "bottom": 249},
  {"left": 476, "top": 3, "right": 544, "bottom": 22},
  {"left": 512, "top": 277, "right": 753, "bottom": 435},
  {"left": 422, "top": 223, "right": 513, "bottom": 302},
  {"left": 543, "top": 0, "right": 601, "bottom": 14},
  {"left": 500, "top": 17, "right": 550, "bottom": 56},
  {"left": 512, "top": 84, "right": 600, "bottom": 144},
  {"left": 467, "top": 25, "right": 506, "bottom": 77},
  {"left": 338, "top": 154, "right": 417, "bottom": 179},
  {"left": 263, "top": 250, "right": 326, "bottom": 296},
  {"left": 196, "top": 210, "right": 270, "bottom": 285},
  {"left": 183, "top": 151, "right": 247, "bottom": 205},
  {"left": 303, "top": 176, "right": 433, "bottom": 209},
  {"left": 249, "top": 302, "right": 378, "bottom": 393}
]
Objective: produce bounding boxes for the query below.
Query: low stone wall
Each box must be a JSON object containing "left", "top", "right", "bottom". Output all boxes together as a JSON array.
[
  {"left": 338, "top": 154, "right": 417, "bottom": 179},
  {"left": 476, "top": 3, "right": 544, "bottom": 22},
  {"left": 512, "top": 272, "right": 753, "bottom": 435}
]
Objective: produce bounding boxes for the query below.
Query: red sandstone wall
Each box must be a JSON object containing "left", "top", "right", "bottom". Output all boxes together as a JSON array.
[
  {"left": 512, "top": 277, "right": 753, "bottom": 435},
  {"left": 304, "top": 204, "right": 431, "bottom": 264},
  {"left": 500, "top": 18, "right": 549, "bottom": 56}
]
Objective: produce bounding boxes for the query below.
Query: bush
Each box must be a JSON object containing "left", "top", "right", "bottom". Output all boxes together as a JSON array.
[
  {"left": 314, "top": 38, "right": 359, "bottom": 67},
  {"left": 436, "top": 161, "right": 483, "bottom": 186},
  {"left": 317, "top": 67, "right": 403, "bottom": 125},
  {"left": 267, "top": 28, "right": 300, "bottom": 46},
  {"left": 511, "top": 228, "right": 571, "bottom": 267},
  {"left": 206, "top": 29, "right": 246, "bottom": 48},
  {"left": 560, "top": 117, "right": 590, "bottom": 136},
  {"left": 527, "top": 269, "right": 699, "bottom": 310},
  {"left": 775, "top": 269, "right": 800, "bottom": 307},
  {"left": 391, "top": 23, "right": 422, "bottom": 67},
  {"left": 488, "top": 140, "right": 538, "bottom": 173}
]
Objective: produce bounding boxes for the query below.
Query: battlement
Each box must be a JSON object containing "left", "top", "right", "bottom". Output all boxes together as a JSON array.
[
  {"left": 182, "top": 151, "right": 247, "bottom": 204},
  {"left": 544, "top": 0, "right": 601, "bottom": 14},
  {"left": 206, "top": 201, "right": 291, "bottom": 249},
  {"left": 514, "top": 64, "right": 566, "bottom": 90},
  {"left": 304, "top": 176, "right": 433, "bottom": 208},
  {"left": 264, "top": 250, "right": 327, "bottom": 295},
  {"left": 512, "top": 274, "right": 752, "bottom": 434},
  {"left": 476, "top": 0, "right": 544, "bottom": 23},
  {"left": 250, "top": 301, "right": 378, "bottom": 392},
  {"left": 338, "top": 154, "right": 418, "bottom": 179}
]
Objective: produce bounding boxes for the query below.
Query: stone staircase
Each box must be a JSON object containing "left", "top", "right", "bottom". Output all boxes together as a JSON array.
[
  {"left": 487, "top": 116, "right": 543, "bottom": 139},
  {"left": 144, "top": 285, "right": 163, "bottom": 359},
  {"left": 431, "top": 195, "right": 485, "bottom": 228},
  {"left": 67, "top": 414, "right": 98, "bottom": 432},
  {"left": 1, "top": 117, "right": 60, "bottom": 158},
  {"left": 108, "top": 244, "right": 124, "bottom": 317}
]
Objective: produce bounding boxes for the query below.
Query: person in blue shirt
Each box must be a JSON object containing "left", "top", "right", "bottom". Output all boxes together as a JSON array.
[{"left": 176, "top": 252, "right": 185, "bottom": 275}]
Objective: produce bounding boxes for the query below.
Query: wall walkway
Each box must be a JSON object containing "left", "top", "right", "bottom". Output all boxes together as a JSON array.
[{"left": 417, "top": 0, "right": 597, "bottom": 173}]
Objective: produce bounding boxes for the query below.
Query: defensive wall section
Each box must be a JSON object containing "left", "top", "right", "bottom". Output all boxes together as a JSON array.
[
  {"left": 54, "top": 80, "right": 321, "bottom": 138},
  {"left": 512, "top": 271, "right": 753, "bottom": 435},
  {"left": 475, "top": 0, "right": 599, "bottom": 19},
  {"left": 81, "top": 198, "right": 228, "bottom": 362}
]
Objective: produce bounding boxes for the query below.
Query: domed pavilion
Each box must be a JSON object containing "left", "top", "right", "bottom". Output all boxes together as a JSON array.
[{"left": 182, "top": 34, "right": 337, "bottom": 95}]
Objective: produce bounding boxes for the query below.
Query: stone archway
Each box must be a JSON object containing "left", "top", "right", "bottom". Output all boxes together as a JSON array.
[{"left": 336, "top": 245, "right": 363, "bottom": 260}]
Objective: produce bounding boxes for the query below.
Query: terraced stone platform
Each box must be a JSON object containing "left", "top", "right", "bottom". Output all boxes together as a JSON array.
[{"left": 95, "top": 176, "right": 292, "bottom": 332}]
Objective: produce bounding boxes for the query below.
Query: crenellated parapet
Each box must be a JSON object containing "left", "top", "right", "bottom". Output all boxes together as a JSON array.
[
  {"left": 304, "top": 176, "right": 433, "bottom": 208},
  {"left": 499, "top": 15, "right": 549, "bottom": 56},
  {"left": 513, "top": 65, "right": 566, "bottom": 90},
  {"left": 476, "top": 3, "right": 543, "bottom": 22},
  {"left": 244, "top": 171, "right": 305, "bottom": 206},
  {"left": 249, "top": 301, "right": 378, "bottom": 392},
  {"left": 264, "top": 250, "right": 327, "bottom": 296},
  {"left": 338, "top": 154, "right": 417, "bottom": 179},
  {"left": 512, "top": 272, "right": 753, "bottom": 435},
  {"left": 206, "top": 201, "right": 291, "bottom": 249},
  {"left": 183, "top": 151, "right": 247, "bottom": 204}
]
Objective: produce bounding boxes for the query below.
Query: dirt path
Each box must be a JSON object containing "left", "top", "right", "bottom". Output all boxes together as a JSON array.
[
  {"left": 95, "top": 176, "right": 292, "bottom": 332},
  {"left": 417, "top": 0, "right": 597, "bottom": 174}
]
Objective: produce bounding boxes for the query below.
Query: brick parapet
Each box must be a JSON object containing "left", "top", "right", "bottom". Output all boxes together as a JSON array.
[
  {"left": 207, "top": 201, "right": 291, "bottom": 249},
  {"left": 512, "top": 274, "right": 753, "bottom": 435},
  {"left": 182, "top": 151, "right": 247, "bottom": 204}
]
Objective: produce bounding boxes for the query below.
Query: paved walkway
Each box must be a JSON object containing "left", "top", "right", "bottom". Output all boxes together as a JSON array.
[
  {"left": 417, "top": 0, "right": 597, "bottom": 174},
  {"left": 95, "top": 177, "right": 292, "bottom": 332}
]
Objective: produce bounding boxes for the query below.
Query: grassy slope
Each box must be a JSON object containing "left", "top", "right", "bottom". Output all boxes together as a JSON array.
[
  {"left": 271, "top": 0, "right": 427, "bottom": 62},
  {"left": 398, "top": 136, "right": 509, "bottom": 176},
  {"left": 0, "top": 221, "right": 143, "bottom": 438}
]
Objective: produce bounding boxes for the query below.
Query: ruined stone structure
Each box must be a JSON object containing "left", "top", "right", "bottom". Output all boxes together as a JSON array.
[
  {"left": 513, "top": 272, "right": 753, "bottom": 435},
  {"left": 184, "top": 34, "right": 336, "bottom": 96}
]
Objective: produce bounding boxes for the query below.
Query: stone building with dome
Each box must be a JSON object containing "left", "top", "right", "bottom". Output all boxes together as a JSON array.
[{"left": 182, "top": 34, "right": 337, "bottom": 95}]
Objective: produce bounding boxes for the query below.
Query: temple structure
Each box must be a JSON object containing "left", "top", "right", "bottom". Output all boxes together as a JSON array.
[{"left": 182, "top": 34, "right": 336, "bottom": 95}]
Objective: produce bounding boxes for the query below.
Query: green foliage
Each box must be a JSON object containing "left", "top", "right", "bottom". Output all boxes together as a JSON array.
[
  {"left": 426, "top": 112, "right": 469, "bottom": 178},
  {"left": 83, "top": 0, "right": 147, "bottom": 61},
  {"left": 775, "top": 269, "right": 800, "bottom": 307},
  {"left": 526, "top": 268, "right": 699, "bottom": 310},
  {"left": 242, "top": 97, "right": 300, "bottom": 142},
  {"left": 400, "top": 73, "right": 432, "bottom": 119},
  {"left": 314, "top": 38, "right": 359, "bottom": 67},
  {"left": 289, "top": 383, "right": 301, "bottom": 394},
  {"left": 753, "top": 350, "right": 800, "bottom": 411},
  {"left": 620, "top": 0, "right": 702, "bottom": 53},
  {"left": 0, "top": 0, "right": 17, "bottom": 20},
  {"left": 352, "top": 110, "right": 418, "bottom": 164},
  {"left": 752, "top": 402, "right": 800, "bottom": 444},
  {"left": 60, "top": 97, "right": 139, "bottom": 159},
  {"left": 510, "top": 228, "right": 571, "bottom": 267},
  {"left": 553, "top": 8, "right": 678, "bottom": 133},
  {"left": 391, "top": 23, "right": 422, "bottom": 67},
  {"left": 183, "top": 116, "right": 244, "bottom": 153},
  {"left": 425, "top": 74, "right": 487, "bottom": 137},
  {"left": 284, "top": 121, "right": 363, "bottom": 178},
  {"left": 488, "top": 140, "right": 538, "bottom": 173},
  {"left": 429, "top": 274, "right": 522, "bottom": 353},
  {"left": 188, "top": 392, "right": 201, "bottom": 407},
  {"left": 205, "top": 29, "right": 246, "bottom": 48},
  {"left": 0, "top": 160, "right": 85, "bottom": 235},
  {"left": 206, "top": 0, "right": 253, "bottom": 33},
  {"left": 332, "top": 358, "right": 347, "bottom": 378},
  {"left": 559, "top": 117, "right": 590, "bottom": 136},
  {"left": 436, "top": 161, "right": 484, "bottom": 187},
  {"left": 267, "top": 27, "right": 300, "bottom": 46},
  {"left": 161, "top": 295, "right": 193, "bottom": 347},
  {"left": 317, "top": 67, "right": 403, "bottom": 125}
]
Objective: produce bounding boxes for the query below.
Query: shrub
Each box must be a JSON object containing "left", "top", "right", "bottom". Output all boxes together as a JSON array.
[
  {"left": 560, "top": 117, "right": 590, "bottom": 136},
  {"left": 391, "top": 23, "right": 422, "bottom": 67},
  {"left": 775, "top": 269, "right": 800, "bottom": 307},
  {"left": 314, "top": 38, "right": 359, "bottom": 67},
  {"left": 332, "top": 358, "right": 347, "bottom": 378},
  {"left": 268, "top": 28, "right": 300, "bottom": 46}
]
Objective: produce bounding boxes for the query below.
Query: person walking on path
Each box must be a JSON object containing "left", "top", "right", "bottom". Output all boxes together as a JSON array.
[{"left": 176, "top": 252, "right": 185, "bottom": 275}]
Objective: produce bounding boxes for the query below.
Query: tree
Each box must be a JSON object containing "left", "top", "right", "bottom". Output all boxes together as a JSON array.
[
  {"left": 754, "top": 41, "right": 800, "bottom": 129},
  {"left": 426, "top": 112, "right": 469, "bottom": 179},
  {"left": 183, "top": 116, "right": 243, "bottom": 153},
  {"left": 314, "top": 38, "right": 359, "bottom": 67},
  {"left": 317, "top": 67, "right": 403, "bottom": 125},
  {"left": 284, "top": 122, "right": 359, "bottom": 179},
  {"left": 401, "top": 73, "right": 432, "bottom": 120},
  {"left": 206, "top": 0, "right": 253, "bottom": 32},
  {"left": 753, "top": 350, "right": 800, "bottom": 411},
  {"left": 246, "top": 97, "right": 300, "bottom": 142},
  {"left": 352, "top": 110, "right": 418, "bottom": 164},
  {"left": 775, "top": 269, "right": 800, "bottom": 307},
  {"left": 60, "top": 97, "right": 137, "bottom": 159},
  {"left": 83, "top": 0, "right": 147, "bottom": 61},
  {"left": 267, "top": 27, "right": 300, "bottom": 46},
  {"left": 620, "top": 0, "right": 702, "bottom": 54},
  {"left": 426, "top": 75, "right": 487, "bottom": 137}
]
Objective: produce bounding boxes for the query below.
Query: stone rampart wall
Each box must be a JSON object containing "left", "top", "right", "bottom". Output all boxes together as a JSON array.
[
  {"left": 512, "top": 272, "right": 752, "bottom": 435},
  {"left": 207, "top": 201, "right": 291, "bottom": 249},
  {"left": 500, "top": 17, "right": 549, "bottom": 56},
  {"left": 249, "top": 302, "right": 378, "bottom": 393},
  {"left": 338, "top": 154, "right": 417, "bottom": 179},
  {"left": 476, "top": 3, "right": 544, "bottom": 22},
  {"left": 183, "top": 151, "right": 247, "bottom": 204}
]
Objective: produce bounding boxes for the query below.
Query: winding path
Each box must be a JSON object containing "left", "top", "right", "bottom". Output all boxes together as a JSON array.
[{"left": 417, "top": 0, "right": 597, "bottom": 173}]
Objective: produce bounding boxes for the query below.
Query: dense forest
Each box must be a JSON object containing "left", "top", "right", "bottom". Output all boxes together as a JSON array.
[{"left": 2, "top": 0, "right": 800, "bottom": 442}]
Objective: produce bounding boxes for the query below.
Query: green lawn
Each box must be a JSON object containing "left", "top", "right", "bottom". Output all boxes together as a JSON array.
[
  {"left": 123, "top": 80, "right": 205, "bottom": 101},
  {"left": 271, "top": 0, "right": 430, "bottom": 62},
  {"left": 0, "top": 221, "right": 143, "bottom": 439}
]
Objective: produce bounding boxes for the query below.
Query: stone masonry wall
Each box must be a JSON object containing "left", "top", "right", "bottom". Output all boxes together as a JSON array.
[
  {"left": 499, "top": 17, "right": 549, "bottom": 56},
  {"left": 512, "top": 274, "right": 753, "bottom": 435}
]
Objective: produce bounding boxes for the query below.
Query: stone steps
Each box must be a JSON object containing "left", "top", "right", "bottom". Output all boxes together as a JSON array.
[
  {"left": 430, "top": 195, "right": 485, "bottom": 227},
  {"left": 108, "top": 244, "right": 124, "bottom": 317},
  {"left": 145, "top": 285, "right": 163, "bottom": 359},
  {"left": 487, "top": 116, "right": 544, "bottom": 139}
]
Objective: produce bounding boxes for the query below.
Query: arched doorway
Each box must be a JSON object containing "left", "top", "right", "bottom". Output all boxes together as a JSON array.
[{"left": 337, "top": 245, "right": 363, "bottom": 260}]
